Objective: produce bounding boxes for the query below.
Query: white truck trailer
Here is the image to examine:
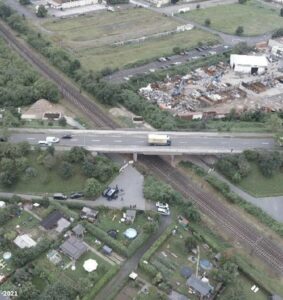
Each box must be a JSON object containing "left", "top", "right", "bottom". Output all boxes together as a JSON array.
[{"left": 148, "top": 134, "right": 171, "bottom": 146}]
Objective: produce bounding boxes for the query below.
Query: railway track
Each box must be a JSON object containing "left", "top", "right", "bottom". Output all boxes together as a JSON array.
[
  {"left": 0, "top": 21, "right": 118, "bottom": 129},
  {"left": 1, "top": 21, "right": 283, "bottom": 275},
  {"left": 139, "top": 155, "right": 283, "bottom": 275}
]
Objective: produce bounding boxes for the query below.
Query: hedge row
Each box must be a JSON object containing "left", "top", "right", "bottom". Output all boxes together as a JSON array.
[
  {"left": 139, "top": 224, "right": 175, "bottom": 278},
  {"left": 127, "top": 232, "right": 150, "bottom": 257},
  {"left": 83, "top": 222, "right": 128, "bottom": 257},
  {"left": 205, "top": 175, "right": 283, "bottom": 237},
  {"left": 82, "top": 265, "right": 119, "bottom": 300},
  {"left": 51, "top": 201, "right": 79, "bottom": 220}
]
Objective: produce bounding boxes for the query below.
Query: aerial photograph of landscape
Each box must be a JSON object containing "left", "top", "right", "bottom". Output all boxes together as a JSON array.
[{"left": 0, "top": 0, "right": 283, "bottom": 299}]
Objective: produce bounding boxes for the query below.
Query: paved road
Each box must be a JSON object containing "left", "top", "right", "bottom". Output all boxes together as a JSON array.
[
  {"left": 8, "top": 129, "right": 276, "bottom": 155},
  {"left": 95, "top": 215, "right": 172, "bottom": 300}
]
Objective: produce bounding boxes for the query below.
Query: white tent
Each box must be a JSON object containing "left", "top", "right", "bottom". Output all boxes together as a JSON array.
[
  {"left": 83, "top": 259, "right": 98, "bottom": 272},
  {"left": 0, "top": 201, "right": 6, "bottom": 208}
]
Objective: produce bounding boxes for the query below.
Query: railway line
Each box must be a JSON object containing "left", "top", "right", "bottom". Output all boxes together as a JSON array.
[
  {"left": 1, "top": 21, "right": 283, "bottom": 276},
  {"left": 0, "top": 21, "right": 118, "bottom": 129},
  {"left": 140, "top": 156, "right": 283, "bottom": 274}
]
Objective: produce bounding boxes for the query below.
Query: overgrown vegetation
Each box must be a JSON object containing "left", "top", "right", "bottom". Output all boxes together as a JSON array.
[
  {"left": 0, "top": 143, "right": 117, "bottom": 194},
  {"left": 0, "top": 37, "right": 59, "bottom": 107}
]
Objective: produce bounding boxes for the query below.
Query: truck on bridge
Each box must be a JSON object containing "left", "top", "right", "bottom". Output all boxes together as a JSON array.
[{"left": 148, "top": 134, "right": 171, "bottom": 146}]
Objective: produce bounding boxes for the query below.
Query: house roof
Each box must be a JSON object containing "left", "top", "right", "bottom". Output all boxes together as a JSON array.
[
  {"left": 72, "top": 224, "right": 85, "bottom": 236},
  {"left": 60, "top": 236, "right": 87, "bottom": 260},
  {"left": 272, "top": 296, "right": 283, "bottom": 300},
  {"left": 0, "top": 294, "right": 10, "bottom": 300},
  {"left": 186, "top": 275, "right": 212, "bottom": 296},
  {"left": 81, "top": 207, "right": 98, "bottom": 217},
  {"left": 230, "top": 54, "right": 268, "bottom": 67},
  {"left": 14, "top": 234, "right": 37, "bottom": 249},
  {"left": 102, "top": 245, "right": 112, "bottom": 254},
  {"left": 55, "top": 218, "right": 71, "bottom": 233},
  {"left": 40, "top": 210, "right": 64, "bottom": 230}
]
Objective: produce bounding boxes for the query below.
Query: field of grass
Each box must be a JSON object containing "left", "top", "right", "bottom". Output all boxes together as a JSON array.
[
  {"left": 185, "top": 0, "right": 283, "bottom": 36},
  {"left": 42, "top": 10, "right": 219, "bottom": 72},
  {"left": 219, "top": 274, "right": 268, "bottom": 300},
  {"left": 237, "top": 163, "right": 283, "bottom": 197},
  {"left": 78, "top": 29, "right": 219, "bottom": 71},
  {"left": 44, "top": 9, "right": 180, "bottom": 47}
]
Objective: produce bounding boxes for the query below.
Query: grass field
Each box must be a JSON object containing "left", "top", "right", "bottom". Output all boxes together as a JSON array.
[
  {"left": 77, "top": 29, "right": 219, "bottom": 71},
  {"left": 185, "top": 0, "right": 283, "bottom": 36},
  {"left": 44, "top": 9, "right": 180, "bottom": 47},
  {"left": 42, "top": 9, "right": 219, "bottom": 71},
  {"left": 237, "top": 163, "right": 283, "bottom": 197}
]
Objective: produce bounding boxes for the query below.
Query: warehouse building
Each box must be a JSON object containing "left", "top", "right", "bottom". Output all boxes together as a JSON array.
[{"left": 230, "top": 54, "right": 268, "bottom": 75}]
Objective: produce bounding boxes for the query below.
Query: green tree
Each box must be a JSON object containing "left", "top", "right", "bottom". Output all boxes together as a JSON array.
[
  {"left": 266, "top": 114, "right": 282, "bottom": 132},
  {"left": 82, "top": 159, "right": 96, "bottom": 177},
  {"left": 58, "top": 117, "right": 67, "bottom": 127},
  {"left": 258, "top": 151, "right": 282, "bottom": 177},
  {"left": 46, "top": 145, "right": 55, "bottom": 156},
  {"left": 184, "top": 205, "right": 201, "bottom": 223},
  {"left": 173, "top": 47, "right": 181, "bottom": 54},
  {"left": 235, "top": 26, "right": 244, "bottom": 36},
  {"left": 84, "top": 178, "right": 101, "bottom": 197},
  {"left": 58, "top": 161, "right": 73, "bottom": 179},
  {"left": 42, "top": 154, "right": 56, "bottom": 170},
  {"left": 185, "top": 236, "right": 197, "bottom": 252},
  {"left": 34, "top": 79, "right": 59, "bottom": 102},
  {"left": 19, "top": 0, "right": 31, "bottom": 5},
  {"left": 212, "top": 260, "right": 239, "bottom": 284},
  {"left": 204, "top": 18, "right": 211, "bottom": 27},
  {"left": 3, "top": 111, "right": 21, "bottom": 127},
  {"left": 93, "top": 159, "right": 116, "bottom": 183},
  {"left": 222, "top": 279, "right": 245, "bottom": 300},
  {"left": 281, "top": 8, "right": 283, "bottom": 17},
  {"left": 67, "top": 147, "right": 88, "bottom": 163},
  {"left": 36, "top": 5, "right": 47, "bottom": 18}
]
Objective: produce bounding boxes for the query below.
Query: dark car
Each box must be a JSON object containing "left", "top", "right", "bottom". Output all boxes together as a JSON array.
[
  {"left": 0, "top": 136, "right": 7, "bottom": 142},
  {"left": 53, "top": 193, "right": 67, "bottom": 200},
  {"left": 70, "top": 192, "right": 84, "bottom": 199},
  {"left": 62, "top": 134, "right": 72, "bottom": 139}
]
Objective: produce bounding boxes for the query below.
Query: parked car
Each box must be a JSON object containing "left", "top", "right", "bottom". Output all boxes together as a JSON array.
[
  {"left": 156, "top": 202, "right": 169, "bottom": 209},
  {"left": 62, "top": 134, "right": 72, "bottom": 139},
  {"left": 102, "top": 187, "right": 111, "bottom": 197},
  {"left": 157, "top": 207, "right": 170, "bottom": 216},
  {"left": 53, "top": 193, "right": 67, "bottom": 200},
  {"left": 0, "top": 136, "right": 7, "bottom": 142},
  {"left": 38, "top": 140, "right": 52, "bottom": 146},
  {"left": 69, "top": 192, "right": 84, "bottom": 199}
]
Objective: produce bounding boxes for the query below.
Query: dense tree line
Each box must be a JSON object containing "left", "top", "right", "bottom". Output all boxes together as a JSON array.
[
  {"left": 0, "top": 37, "right": 59, "bottom": 107},
  {"left": 216, "top": 150, "right": 283, "bottom": 183}
]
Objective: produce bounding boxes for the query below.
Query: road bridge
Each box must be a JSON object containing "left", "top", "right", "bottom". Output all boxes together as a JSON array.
[{"left": 9, "top": 129, "right": 276, "bottom": 163}]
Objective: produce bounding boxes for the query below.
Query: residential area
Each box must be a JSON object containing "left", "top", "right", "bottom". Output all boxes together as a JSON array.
[{"left": 0, "top": 0, "right": 283, "bottom": 299}]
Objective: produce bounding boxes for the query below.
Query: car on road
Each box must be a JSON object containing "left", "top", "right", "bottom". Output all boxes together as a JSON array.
[
  {"left": 102, "top": 187, "right": 111, "bottom": 197},
  {"left": 53, "top": 193, "right": 67, "bottom": 200},
  {"left": 46, "top": 136, "right": 60, "bottom": 143},
  {"left": 38, "top": 140, "right": 52, "bottom": 146},
  {"left": 157, "top": 207, "right": 170, "bottom": 216},
  {"left": 69, "top": 192, "right": 84, "bottom": 199},
  {"left": 156, "top": 202, "right": 169, "bottom": 209},
  {"left": 158, "top": 57, "right": 167, "bottom": 62},
  {"left": 62, "top": 134, "right": 72, "bottom": 139},
  {"left": 195, "top": 47, "right": 203, "bottom": 52}
]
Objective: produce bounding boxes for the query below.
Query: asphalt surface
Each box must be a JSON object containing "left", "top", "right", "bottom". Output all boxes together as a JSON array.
[{"left": 9, "top": 129, "right": 276, "bottom": 155}]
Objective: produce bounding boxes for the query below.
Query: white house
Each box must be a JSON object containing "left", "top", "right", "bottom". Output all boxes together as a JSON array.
[{"left": 230, "top": 54, "right": 268, "bottom": 75}]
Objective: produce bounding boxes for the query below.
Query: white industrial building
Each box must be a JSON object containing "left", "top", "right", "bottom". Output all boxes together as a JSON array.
[{"left": 230, "top": 54, "right": 268, "bottom": 75}]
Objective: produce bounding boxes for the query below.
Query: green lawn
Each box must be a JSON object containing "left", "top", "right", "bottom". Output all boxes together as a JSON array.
[
  {"left": 219, "top": 274, "right": 268, "bottom": 300},
  {"left": 96, "top": 210, "right": 148, "bottom": 246},
  {"left": 185, "top": 0, "right": 283, "bottom": 36},
  {"left": 77, "top": 29, "right": 219, "bottom": 71},
  {"left": 237, "top": 163, "right": 283, "bottom": 197},
  {"left": 1, "top": 156, "right": 87, "bottom": 194},
  {"left": 43, "top": 9, "right": 180, "bottom": 47}
]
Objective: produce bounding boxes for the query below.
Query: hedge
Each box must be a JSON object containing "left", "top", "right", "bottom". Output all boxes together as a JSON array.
[
  {"left": 51, "top": 201, "right": 79, "bottom": 220},
  {"left": 139, "top": 224, "right": 175, "bottom": 278},
  {"left": 83, "top": 222, "right": 128, "bottom": 257},
  {"left": 126, "top": 232, "right": 150, "bottom": 257},
  {"left": 82, "top": 265, "right": 119, "bottom": 300},
  {"left": 183, "top": 161, "right": 283, "bottom": 238}
]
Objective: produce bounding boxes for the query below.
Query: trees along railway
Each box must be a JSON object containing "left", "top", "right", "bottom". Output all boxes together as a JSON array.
[{"left": 0, "top": 21, "right": 283, "bottom": 275}]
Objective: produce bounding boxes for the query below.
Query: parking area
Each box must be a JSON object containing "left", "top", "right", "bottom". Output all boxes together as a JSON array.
[{"left": 94, "top": 165, "right": 152, "bottom": 210}]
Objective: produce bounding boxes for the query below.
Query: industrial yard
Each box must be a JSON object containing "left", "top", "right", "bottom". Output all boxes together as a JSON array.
[{"left": 139, "top": 46, "right": 283, "bottom": 119}]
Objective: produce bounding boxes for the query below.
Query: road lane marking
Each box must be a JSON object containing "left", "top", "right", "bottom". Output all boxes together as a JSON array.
[
  {"left": 178, "top": 141, "right": 186, "bottom": 144},
  {"left": 261, "top": 142, "right": 270, "bottom": 145},
  {"left": 114, "top": 140, "right": 122, "bottom": 143},
  {"left": 91, "top": 139, "right": 100, "bottom": 142},
  {"left": 27, "top": 138, "right": 36, "bottom": 140}
]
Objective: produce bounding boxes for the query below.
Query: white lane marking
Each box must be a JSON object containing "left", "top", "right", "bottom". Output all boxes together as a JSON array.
[
  {"left": 114, "top": 140, "right": 122, "bottom": 143},
  {"left": 261, "top": 142, "right": 269, "bottom": 145},
  {"left": 91, "top": 139, "right": 101, "bottom": 142},
  {"left": 27, "top": 138, "right": 36, "bottom": 140},
  {"left": 70, "top": 139, "right": 78, "bottom": 142},
  {"left": 109, "top": 135, "right": 122, "bottom": 138},
  {"left": 179, "top": 141, "right": 186, "bottom": 144}
]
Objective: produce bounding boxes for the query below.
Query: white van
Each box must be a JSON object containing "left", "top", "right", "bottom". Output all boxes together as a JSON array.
[
  {"left": 157, "top": 207, "right": 170, "bottom": 216},
  {"left": 46, "top": 137, "right": 60, "bottom": 143}
]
